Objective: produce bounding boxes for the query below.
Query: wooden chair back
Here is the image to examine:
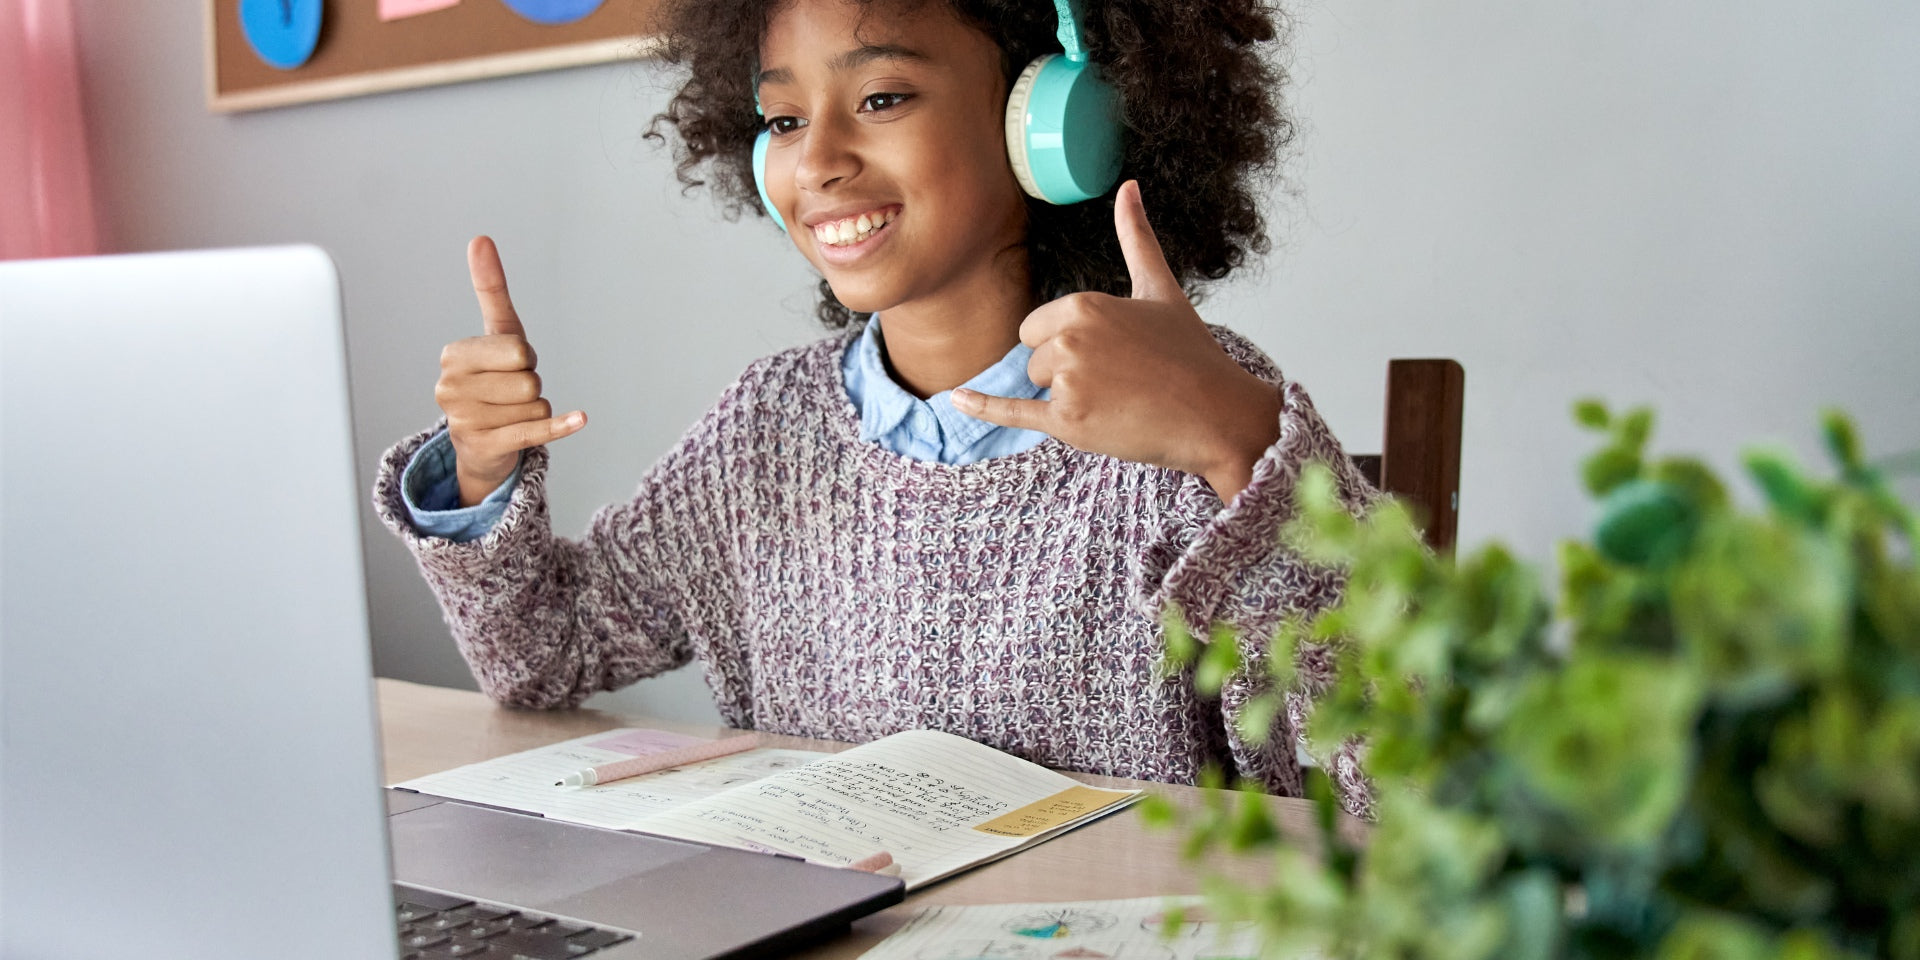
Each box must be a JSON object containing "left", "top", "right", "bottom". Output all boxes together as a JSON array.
[{"left": 1348, "top": 359, "right": 1464, "bottom": 553}]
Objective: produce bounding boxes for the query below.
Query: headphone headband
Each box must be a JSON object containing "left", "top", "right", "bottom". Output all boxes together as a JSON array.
[{"left": 1052, "top": 0, "right": 1088, "bottom": 63}]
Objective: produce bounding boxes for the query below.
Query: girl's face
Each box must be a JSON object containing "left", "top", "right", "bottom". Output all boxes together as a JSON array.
[{"left": 756, "top": 0, "right": 1029, "bottom": 317}]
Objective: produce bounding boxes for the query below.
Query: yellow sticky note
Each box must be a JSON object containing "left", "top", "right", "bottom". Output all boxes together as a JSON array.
[{"left": 971, "top": 785, "right": 1133, "bottom": 838}]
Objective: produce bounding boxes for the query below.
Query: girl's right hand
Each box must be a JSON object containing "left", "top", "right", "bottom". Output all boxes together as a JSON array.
[{"left": 436, "top": 236, "right": 587, "bottom": 508}]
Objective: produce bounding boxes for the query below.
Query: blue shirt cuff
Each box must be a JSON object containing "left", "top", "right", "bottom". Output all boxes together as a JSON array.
[{"left": 400, "top": 429, "right": 521, "bottom": 543}]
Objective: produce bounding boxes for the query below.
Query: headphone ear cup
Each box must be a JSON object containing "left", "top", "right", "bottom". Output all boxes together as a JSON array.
[
  {"left": 1004, "top": 57, "right": 1050, "bottom": 203},
  {"left": 1004, "top": 53, "right": 1123, "bottom": 205},
  {"left": 752, "top": 129, "right": 788, "bottom": 232}
]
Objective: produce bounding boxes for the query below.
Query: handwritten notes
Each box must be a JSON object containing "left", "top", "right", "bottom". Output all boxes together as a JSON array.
[
  {"left": 392, "top": 729, "right": 817, "bottom": 829},
  {"left": 628, "top": 730, "right": 1137, "bottom": 889},
  {"left": 974, "top": 785, "right": 1131, "bottom": 838},
  {"left": 396, "top": 728, "right": 1138, "bottom": 890}
]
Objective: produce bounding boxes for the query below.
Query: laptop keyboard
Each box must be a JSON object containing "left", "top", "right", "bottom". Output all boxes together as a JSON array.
[{"left": 395, "top": 885, "right": 635, "bottom": 959}]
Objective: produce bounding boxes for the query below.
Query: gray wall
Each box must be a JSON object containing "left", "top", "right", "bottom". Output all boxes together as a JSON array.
[{"left": 71, "top": 1, "right": 1920, "bottom": 724}]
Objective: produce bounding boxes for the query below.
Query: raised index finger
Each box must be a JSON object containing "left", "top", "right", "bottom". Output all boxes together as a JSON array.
[{"left": 467, "top": 235, "right": 524, "bottom": 337}]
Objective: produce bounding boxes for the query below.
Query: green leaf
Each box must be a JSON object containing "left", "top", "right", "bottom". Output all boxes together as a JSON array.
[
  {"left": 1745, "top": 448, "right": 1822, "bottom": 523},
  {"left": 1227, "top": 785, "right": 1280, "bottom": 850},
  {"left": 1618, "top": 407, "right": 1655, "bottom": 452},
  {"left": 1500, "top": 869, "right": 1563, "bottom": 960},
  {"left": 1195, "top": 629, "right": 1243, "bottom": 695},
  {"left": 1574, "top": 399, "right": 1612, "bottom": 431},
  {"left": 1498, "top": 654, "right": 1699, "bottom": 848},
  {"left": 1821, "top": 409, "right": 1862, "bottom": 470},
  {"left": 1136, "top": 792, "right": 1179, "bottom": 829},
  {"left": 1650, "top": 456, "right": 1730, "bottom": 514},
  {"left": 1584, "top": 445, "right": 1643, "bottom": 496},
  {"left": 1162, "top": 606, "right": 1199, "bottom": 667},
  {"left": 1157, "top": 904, "right": 1187, "bottom": 941},
  {"left": 1236, "top": 692, "right": 1285, "bottom": 746},
  {"left": 1594, "top": 478, "right": 1697, "bottom": 567},
  {"left": 1655, "top": 913, "right": 1783, "bottom": 960}
]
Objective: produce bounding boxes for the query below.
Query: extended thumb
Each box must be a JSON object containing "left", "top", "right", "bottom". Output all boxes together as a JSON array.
[{"left": 1114, "top": 181, "right": 1179, "bottom": 302}]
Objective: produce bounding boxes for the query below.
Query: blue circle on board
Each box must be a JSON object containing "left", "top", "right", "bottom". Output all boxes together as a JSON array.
[
  {"left": 499, "top": 0, "right": 605, "bottom": 25},
  {"left": 239, "top": 0, "right": 322, "bottom": 71}
]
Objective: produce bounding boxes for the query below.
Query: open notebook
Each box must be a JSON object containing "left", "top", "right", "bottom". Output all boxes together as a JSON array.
[{"left": 395, "top": 729, "right": 1141, "bottom": 890}]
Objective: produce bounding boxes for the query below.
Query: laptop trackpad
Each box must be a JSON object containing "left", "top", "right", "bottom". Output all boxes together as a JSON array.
[{"left": 389, "top": 799, "right": 704, "bottom": 908}]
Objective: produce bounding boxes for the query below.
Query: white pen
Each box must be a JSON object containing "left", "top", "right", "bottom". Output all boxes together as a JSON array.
[{"left": 555, "top": 734, "right": 761, "bottom": 787}]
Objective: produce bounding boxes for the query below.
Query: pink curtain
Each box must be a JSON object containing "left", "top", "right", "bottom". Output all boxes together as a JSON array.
[{"left": 1, "top": 0, "right": 99, "bottom": 260}]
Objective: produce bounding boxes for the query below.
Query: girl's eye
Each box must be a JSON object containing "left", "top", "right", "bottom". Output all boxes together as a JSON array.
[
  {"left": 766, "top": 115, "right": 807, "bottom": 136},
  {"left": 860, "top": 92, "right": 912, "bottom": 113}
]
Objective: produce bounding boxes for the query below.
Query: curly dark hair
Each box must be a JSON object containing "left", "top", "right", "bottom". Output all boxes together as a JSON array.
[{"left": 645, "top": 0, "right": 1291, "bottom": 330}]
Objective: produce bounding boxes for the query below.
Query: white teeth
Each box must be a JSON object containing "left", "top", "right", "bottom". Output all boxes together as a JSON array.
[{"left": 813, "top": 209, "right": 896, "bottom": 247}]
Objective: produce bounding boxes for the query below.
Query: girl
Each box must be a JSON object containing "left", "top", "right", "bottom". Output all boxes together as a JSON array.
[{"left": 374, "top": 0, "right": 1376, "bottom": 813}]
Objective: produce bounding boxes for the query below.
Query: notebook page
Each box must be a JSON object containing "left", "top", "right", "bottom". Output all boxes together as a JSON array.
[
  {"left": 392, "top": 729, "right": 821, "bottom": 828},
  {"left": 628, "top": 730, "right": 1139, "bottom": 889}
]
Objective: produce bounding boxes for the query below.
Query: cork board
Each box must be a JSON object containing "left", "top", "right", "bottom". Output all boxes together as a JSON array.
[{"left": 206, "top": 0, "right": 665, "bottom": 113}]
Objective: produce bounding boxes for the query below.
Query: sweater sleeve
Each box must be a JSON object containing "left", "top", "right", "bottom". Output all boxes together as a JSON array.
[
  {"left": 1137, "top": 329, "right": 1380, "bottom": 818},
  {"left": 370, "top": 420, "right": 702, "bottom": 710}
]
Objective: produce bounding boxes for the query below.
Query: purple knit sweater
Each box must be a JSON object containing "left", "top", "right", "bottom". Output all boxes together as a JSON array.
[{"left": 374, "top": 327, "right": 1377, "bottom": 813}]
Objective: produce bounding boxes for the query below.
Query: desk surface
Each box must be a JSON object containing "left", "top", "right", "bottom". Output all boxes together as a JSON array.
[{"left": 377, "top": 678, "right": 1321, "bottom": 960}]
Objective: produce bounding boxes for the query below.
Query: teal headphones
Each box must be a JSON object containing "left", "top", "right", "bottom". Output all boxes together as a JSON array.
[{"left": 751, "top": 0, "right": 1123, "bottom": 233}]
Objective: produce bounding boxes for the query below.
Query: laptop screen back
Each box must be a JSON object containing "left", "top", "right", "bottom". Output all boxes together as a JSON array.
[{"left": 0, "top": 247, "right": 397, "bottom": 960}]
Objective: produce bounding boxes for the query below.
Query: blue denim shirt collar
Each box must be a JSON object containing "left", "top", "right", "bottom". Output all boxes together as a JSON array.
[{"left": 841, "top": 313, "right": 1050, "bottom": 463}]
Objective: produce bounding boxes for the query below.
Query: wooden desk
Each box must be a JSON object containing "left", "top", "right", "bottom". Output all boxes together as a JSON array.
[{"left": 378, "top": 678, "right": 1319, "bottom": 959}]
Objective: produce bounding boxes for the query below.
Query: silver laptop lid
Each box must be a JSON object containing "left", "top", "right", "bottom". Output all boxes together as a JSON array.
[{"left": 0, "top": 247, "right": 396, "bottom": 960}]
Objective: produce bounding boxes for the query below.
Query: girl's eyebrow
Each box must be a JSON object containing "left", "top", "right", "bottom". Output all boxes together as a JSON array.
[
  {"left": 828, "top": 43, "right": 929, "bottom": 73},
  {"left": 756, "top": 44, "right": 929, "bottom": 90}
]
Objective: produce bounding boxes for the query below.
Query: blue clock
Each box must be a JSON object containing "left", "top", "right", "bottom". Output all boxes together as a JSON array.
[
  {"left": 239, "top": 0, "right": 322, "bottom": 71},
  {"left": 499, "top": 0, "right": 605, "bottom": 25}
]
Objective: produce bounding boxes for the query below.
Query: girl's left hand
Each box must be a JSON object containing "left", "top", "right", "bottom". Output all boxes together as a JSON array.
[{"left": 953, "top": 180, "right": 1282, "bottom": 503}]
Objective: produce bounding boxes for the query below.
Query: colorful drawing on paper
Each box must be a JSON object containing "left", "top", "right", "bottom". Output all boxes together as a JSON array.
[
  {"left": 914, "top": 939, "right": 1169, "bottom": 960},
  {"left": 1139, "top": 908, "right": 1258, "bottom": 960},
  {"left": 1139, "top": 907, "right": 1219, "bottom": 935},
  {"left": 1005, "top": 910, "right": 1118, "bottom": 939},
  {"left": 883, "top": 900, "right": 1274, "bottom": 960},
  {"left": 1050, "top": 941, "right": 1175, "bottom": 960},
  {"left": 916, "top": 940, "right": 1038, "bottom": 960}
]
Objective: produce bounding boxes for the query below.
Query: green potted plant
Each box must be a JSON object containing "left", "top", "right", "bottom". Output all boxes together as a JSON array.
[{"left": 1154, "top": 404, "right": 1920, "bottom": 960}]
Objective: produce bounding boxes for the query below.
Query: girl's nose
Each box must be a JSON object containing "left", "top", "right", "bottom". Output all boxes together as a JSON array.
[{"left": 793, "top": 112, "right": 861, "bottom": 192}]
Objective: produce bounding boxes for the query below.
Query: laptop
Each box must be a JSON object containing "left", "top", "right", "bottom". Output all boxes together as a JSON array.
[{"left": 0, "top": 246, "right": 904, "bottom": 960}]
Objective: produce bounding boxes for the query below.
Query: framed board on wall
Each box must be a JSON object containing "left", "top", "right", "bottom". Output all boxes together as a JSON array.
[{"left": 206, "top": 0, "right": 665, "bottom": 113}]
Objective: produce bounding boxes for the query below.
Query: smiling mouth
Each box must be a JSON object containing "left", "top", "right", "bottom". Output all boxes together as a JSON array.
[{"left": 812, "top": 207, "right": 899, "bottom": 247}]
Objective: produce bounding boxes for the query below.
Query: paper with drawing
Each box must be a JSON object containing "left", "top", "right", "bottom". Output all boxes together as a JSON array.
[{"left": 858, "top": 897, "right": 1277, "bottom": 960}]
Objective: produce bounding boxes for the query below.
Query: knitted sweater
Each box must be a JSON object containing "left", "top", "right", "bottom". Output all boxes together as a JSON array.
[{"left": 373, "top": 327, "right": 1378, "bottom": 814}]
